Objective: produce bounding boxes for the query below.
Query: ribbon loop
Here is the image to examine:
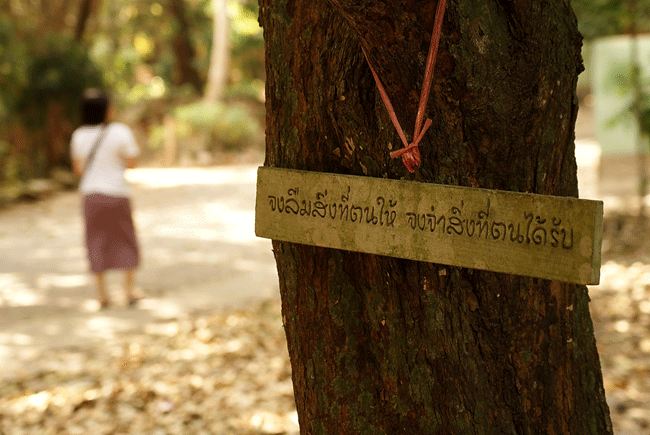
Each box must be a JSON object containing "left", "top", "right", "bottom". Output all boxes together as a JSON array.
[{"left": 363, "top": 0, "right": 447, "bottom": 173}]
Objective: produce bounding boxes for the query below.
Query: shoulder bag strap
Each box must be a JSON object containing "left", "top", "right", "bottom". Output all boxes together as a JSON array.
[{"left": 80, "top": 123, "right": 109, "bottom": 181}]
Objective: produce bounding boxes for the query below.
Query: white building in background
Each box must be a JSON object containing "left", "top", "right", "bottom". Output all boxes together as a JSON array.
[{"left": 591, "top": 35, "right": 650, "bottom": 157}]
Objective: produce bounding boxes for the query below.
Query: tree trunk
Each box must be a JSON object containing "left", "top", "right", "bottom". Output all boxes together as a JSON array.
[
  {"left": 169, "top": 0, "right": 204, "bottom": 93},
  {"left": 204, "top": 0, "right": 230, "bottom": 102},
  {"left": 628, "top": 0, "right": 649, "bottom": 219},
  {"left": 75, "top": 0, "right": 94, "bottom": 41},
  {"left": 45, "top": 100, "right": 74, "bottom": 171},
  {"left": 259, "top": 0, "right": 613, "bottom": 433}
]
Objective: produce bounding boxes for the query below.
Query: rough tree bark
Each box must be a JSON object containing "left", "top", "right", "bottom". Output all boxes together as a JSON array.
[{"left": 259, "top": 0, "right": 613, "bottom": 434}]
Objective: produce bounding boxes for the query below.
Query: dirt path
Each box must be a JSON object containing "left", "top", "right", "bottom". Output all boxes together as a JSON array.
[{"left": 0, "top": 164, "right": 278, "bottom": 377}]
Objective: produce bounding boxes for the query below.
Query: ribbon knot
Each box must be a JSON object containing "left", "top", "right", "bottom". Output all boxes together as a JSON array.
[
  {"left": 363, "top": 0, "right": 446, "bottom": 173},
  {"left": 389, "top": 118, "right": 432, "bottom": 173}
]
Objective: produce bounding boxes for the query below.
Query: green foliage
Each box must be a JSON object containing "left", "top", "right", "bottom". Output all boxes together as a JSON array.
[
  {"left": 174, "top": 101, "right": 259, "bottom": 149},
  {"left": 0, "top": 17, "right": 29, "bottom": 121},
  {"left": 573, "top": 0, "right": 650, "bottom": 39},
  {"left": 604, "top": 61, "right": 635, "bottom": 95},
  {"left": 604, "top": 48, "right": 650, "bottom": 198},
  {"left": 82, "top": 0, "right": 263, "bottom": 108},
  {"left": 1, "top": 0, "right": 265, "bottom": 189},
  {"left": 230, "top": 0, "right": 265, "bottom": 84},
  {"left": 604, "top": 56, "right": 650, "bottom": 135},
  {"left": 608, "top": 91, "right": 650, "bottom": 136},
  {"left": 17, "top": 38, "right": 104, "bottom": 124},
  {"left": 225, "top": 79, "right": 265, "bottom": 102}
]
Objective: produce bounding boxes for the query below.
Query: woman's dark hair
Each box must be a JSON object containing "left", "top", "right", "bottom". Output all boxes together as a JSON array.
[{"left": 81, "top": 88, "right": 109, "bottom": 125}]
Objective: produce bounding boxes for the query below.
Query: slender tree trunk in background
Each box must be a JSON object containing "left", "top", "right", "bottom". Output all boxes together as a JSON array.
[
  {"left": 205, "top": 0, "right": 230, "bottom": 102},
  {"left": 259, "top": 0, "right": 613, "bottom": 433},
  {"left": 163, "top": 114, "right": 178, "bottom": 167},
  {"left": 45, "top": 100, "right": 74, "bottom": 170},
  {"left": 202, "top": 0, "right": 230, "bottom": 152},
  {"left": 169, "top": 0, "right": 204, "bottom": 93},
  {"left": 628, "top": 0, "right": 649, "bottom": 220},
  {"left": 41, "top": 0, "right": 68, "bottom": 32},
  {"left": 39, "top": 0, "right": 49, "bottom": 17},
  {"left": 75, "top": 0, "right": 94, "bottom": 41},
  {"left": 53, "top": 0, "right": 72, "bottom": 33}
]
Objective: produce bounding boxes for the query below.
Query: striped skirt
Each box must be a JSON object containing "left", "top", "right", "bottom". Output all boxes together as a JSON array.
[{"left": 83, "top": 194, "right": 140, "bottom": 273}]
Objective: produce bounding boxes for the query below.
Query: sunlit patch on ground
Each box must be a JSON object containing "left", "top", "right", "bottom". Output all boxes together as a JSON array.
[
  {"left": 36, "top": 273, "right": 89, "bottom": 290},
  {"left": 125, "top": 166, "right": 258, "bottom": 188},
  {"left": 0, "top": 273, "right": 45, "bottom": 307}
]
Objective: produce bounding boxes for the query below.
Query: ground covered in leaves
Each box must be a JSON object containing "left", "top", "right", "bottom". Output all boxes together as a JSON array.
[
  {"left": 592, "top": 213, "right": 650, "bottom": 435},
  {"left": 0, "top": 301, "right": 298, "bottom": 435},
  {"left": 0, "top": 214, "right": 649, "bottom": 434}
]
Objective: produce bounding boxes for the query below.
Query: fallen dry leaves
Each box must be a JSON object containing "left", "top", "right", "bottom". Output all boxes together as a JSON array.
[
  {"left": 0, "top": 301, "right": 298, "bottom": 435},
  {"left": 592, "top": 213, "right": 650, "bottom": 434}
]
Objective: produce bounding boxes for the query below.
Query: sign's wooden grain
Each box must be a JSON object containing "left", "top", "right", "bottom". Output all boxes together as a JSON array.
[{"left": 255, "top": 167, "right": 603, "bottom": 285}]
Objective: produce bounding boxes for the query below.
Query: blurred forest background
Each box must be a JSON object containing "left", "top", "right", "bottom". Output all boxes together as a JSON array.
[
  {"left": 0, "top": 0, "right": 263, "bottom": 205},
  {"left": 2, "top": 1, "right": 650, "bottom": 434},
  {"left": 1, "top": 0, "right": 650, "bottom": 204}
]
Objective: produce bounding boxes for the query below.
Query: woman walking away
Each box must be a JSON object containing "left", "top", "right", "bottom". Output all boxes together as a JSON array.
[{"left": 71, "top": 89, "right": 141, "bottom": 309}]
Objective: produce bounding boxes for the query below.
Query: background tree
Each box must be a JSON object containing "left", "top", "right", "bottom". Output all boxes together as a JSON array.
[
  {"left": 169, "top": 0, "right": 205, "bottom": 92},
  {"left": 75, "top": 0, "right": 101, "bottom": 41},
  {"left": 205, "top": 0, "right": 230, "bottom": 102},
  {"left": 0, "top": 0, "right": 264, "bottom": 201},
  {"left": 260, "top": 0, "right": 613, "bottom": 433},
  {"left": 572, "top": 0, "right": 650, "bottom": 39}
]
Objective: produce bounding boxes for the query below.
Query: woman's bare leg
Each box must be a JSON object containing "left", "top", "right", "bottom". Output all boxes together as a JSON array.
[
  {"left": 95, "top": 272, "right": 109, "bottom": 308},
  {"left": 125, "top": 268, "right": 135, "bottom": 305}
]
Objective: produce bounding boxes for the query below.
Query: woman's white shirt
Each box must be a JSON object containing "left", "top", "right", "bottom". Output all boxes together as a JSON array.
[{"left": 71, "top": 122, "right": 140, "bottom": 197}]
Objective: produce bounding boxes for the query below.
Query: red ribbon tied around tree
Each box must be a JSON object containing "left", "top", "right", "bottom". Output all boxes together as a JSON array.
[{"left": 362, "top": 0, "right": 447, "bottom": 173}]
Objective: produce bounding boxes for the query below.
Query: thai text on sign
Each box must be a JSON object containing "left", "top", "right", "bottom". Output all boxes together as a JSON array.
[{"left": 255, "top": 167, "right": 603, "bottom": 285}]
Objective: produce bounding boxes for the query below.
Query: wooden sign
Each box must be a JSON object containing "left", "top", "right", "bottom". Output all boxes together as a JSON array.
[{"left": 255, "top": 167, "right": 603, "bottom": 285}]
